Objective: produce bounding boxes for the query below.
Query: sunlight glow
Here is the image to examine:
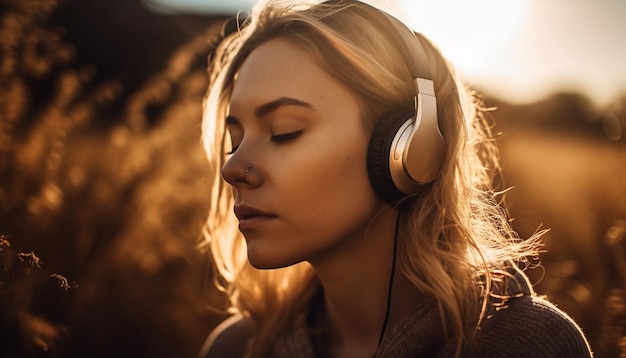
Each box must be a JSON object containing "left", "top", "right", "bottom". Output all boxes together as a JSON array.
[
  {"left": 145, "top": 0, "right": 626, "bottom": 106},
  {"left": 398, "top": 0, "right": 528, "bottom": 78},
  {"left": 396, "top": 0, "right": 626, "bottom": 105}
]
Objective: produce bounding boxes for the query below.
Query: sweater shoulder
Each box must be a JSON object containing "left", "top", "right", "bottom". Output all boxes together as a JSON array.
[
  {"left": 198, "top": 314, "right": 254, "bottom": 358},
  {"left": 472, "top": 294, "right": 593, "bottom": 357}
]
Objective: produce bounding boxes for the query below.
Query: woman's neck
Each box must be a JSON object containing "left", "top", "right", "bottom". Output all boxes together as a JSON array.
[{"left": 307, "top": 208, "right": 424, "bottom": 357}]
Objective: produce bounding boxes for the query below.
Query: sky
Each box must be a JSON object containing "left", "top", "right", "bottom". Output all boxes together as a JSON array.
[
  {"left": 397, "top": 0, "right": 626, "bottom": 107},
  {"left": 145, "top": 0, "right": 626, "bottom": 107}
]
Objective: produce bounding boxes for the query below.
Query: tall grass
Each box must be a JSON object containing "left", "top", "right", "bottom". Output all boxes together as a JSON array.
[{"left": 1, "top": 0, "right": 227, "bottom": 355}]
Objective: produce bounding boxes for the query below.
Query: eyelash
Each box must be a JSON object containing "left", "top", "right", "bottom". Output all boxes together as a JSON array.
[
  {"left": 227, "top": 130, "right": 303, "bottom": 154},
  {"left": 270, "top": 130, "right": 303, "bottom": 142}
]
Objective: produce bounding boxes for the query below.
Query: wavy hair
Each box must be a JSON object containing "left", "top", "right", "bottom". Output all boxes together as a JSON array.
[{"left": 201, "top": 0, "right": 541, "bottom": 356}]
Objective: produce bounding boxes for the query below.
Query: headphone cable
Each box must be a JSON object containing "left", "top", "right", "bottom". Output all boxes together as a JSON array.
[{"left": 378, "top": 211, "right": 400, "bottom": 347}]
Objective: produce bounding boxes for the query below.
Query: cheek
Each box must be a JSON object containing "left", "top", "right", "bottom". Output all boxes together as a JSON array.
[
  {"left": 244, "top": 134, "right": 383, "bottom": 268},
  {"left": 288, "top": 141, "right": 380, "bottom": 228}
]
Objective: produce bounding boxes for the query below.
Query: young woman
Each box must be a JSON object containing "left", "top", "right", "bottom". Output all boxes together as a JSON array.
[{"left": 199, "top": 0, "right": 593, "bottom": 356}]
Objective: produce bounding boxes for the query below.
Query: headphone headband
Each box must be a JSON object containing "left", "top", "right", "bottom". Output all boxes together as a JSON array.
[
  {"left": 373, "top": 9, "right": 433, "bottom": 81},
  {"left": 319, "top": 0, "right": 445, "bottom": 204},
  {"left": 349, "top": 1, "right": 445, "bottom": 203}
]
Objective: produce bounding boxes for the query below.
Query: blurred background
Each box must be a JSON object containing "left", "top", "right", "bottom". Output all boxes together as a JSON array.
[{"left": 0, "top": 0, "right": 624, "bottom": 357}]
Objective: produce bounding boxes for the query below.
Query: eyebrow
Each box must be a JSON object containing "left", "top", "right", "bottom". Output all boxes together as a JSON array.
[
  {"left": 255, "top": 97, "right": 315, "bottom": 117},
  {"left": 226, "top": 97, "right": 316, "bottom": 124}
]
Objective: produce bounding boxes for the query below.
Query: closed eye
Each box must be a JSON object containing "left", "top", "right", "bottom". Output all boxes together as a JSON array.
[
  {"left": 225, "top": 132, "right": 241, "bottom": 155},
  {"left": 226, "top": 145, "right": 239, "bottom": 155},
  {"left": 270, "top": 130, "right": 303, "bottom": 143}
]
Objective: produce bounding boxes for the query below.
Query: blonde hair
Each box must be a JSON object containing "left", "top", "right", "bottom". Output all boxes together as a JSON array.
[{"left": 201, "top": 0, "right": 541, "bottom": 356}]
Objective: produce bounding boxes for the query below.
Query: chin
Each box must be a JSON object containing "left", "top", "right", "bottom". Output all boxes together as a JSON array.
[{"left": 247, "top": 246, "right": 301, "bottom": 270}]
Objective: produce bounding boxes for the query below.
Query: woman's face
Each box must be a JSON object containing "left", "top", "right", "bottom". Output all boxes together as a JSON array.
[{"left": 221, "top": 38, "right": 386, "bottom": 269}]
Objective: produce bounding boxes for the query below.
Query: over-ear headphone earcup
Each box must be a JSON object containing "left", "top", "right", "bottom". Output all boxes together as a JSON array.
[{"left": 367, "top": 108, "right": 415, "bottom": 205}]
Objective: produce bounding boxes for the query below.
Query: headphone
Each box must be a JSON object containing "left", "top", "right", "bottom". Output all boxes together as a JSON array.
[{"left": 343, "top": 1, "right": 445, "bottom": 205}]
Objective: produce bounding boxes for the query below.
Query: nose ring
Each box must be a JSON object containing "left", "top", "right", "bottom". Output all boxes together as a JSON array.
[{"left": 244, "top": 164, "right": 252, "bottom": 178}]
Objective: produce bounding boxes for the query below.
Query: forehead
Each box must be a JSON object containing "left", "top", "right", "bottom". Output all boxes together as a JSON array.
[{"left": 229, "top": 38, "right": 355, "bottom": 114}]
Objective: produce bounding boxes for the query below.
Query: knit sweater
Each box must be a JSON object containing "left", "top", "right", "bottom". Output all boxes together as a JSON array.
[{"left": 200, "top": 269, "right": 593, "bottom": 357}]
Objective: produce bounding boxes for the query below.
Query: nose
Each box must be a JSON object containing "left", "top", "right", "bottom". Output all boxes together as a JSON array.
[{"left": 221, "top": 156, "right": 262, "bottom": 188}]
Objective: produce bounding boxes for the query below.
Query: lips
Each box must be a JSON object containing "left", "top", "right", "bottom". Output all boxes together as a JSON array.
[
  {"left": 234, "top": 205, "right": 276, "bottom": 220},
  {"left": 234, "top": 205, "right": 277, "bottom": 231}
]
